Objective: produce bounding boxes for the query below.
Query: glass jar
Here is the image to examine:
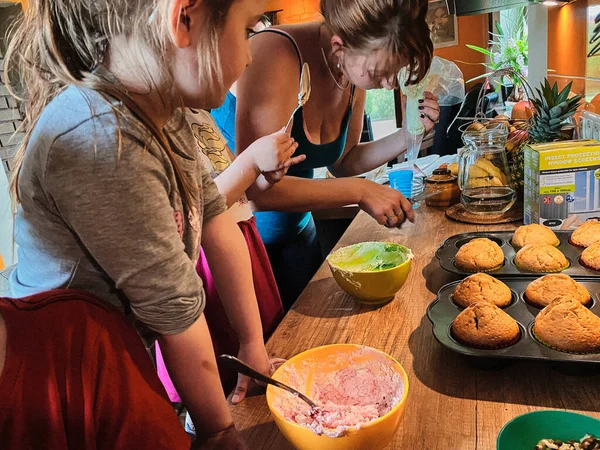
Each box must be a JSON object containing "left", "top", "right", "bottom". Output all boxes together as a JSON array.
[
  {"left": 424, "top": 168, "right": 461, "bottom": 207},
  {"left": 459, "top": 124, "right": 516, "bottom": 214}
]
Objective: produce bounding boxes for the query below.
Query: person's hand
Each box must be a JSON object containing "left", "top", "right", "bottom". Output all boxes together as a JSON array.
[
  {"left": 418, "top": 91, "right": 440, "bottom": 135},
  {"left": 192, "top": 426, "right": 247, "bottom": 450},
  {"left": 262, "top": 167, "right": 289, "bottom": 185},
  {"left": 248, "top": 128, "right": 304, "bottom": 179},
  {"left": 231, "top": 340, "right": 271, "bottom": 404},
  {"left": 357, "top": 179, "right": 415, "bottom": 228},
  {"left": 253, "top": 357, "right": 287, "bottom": 389}
]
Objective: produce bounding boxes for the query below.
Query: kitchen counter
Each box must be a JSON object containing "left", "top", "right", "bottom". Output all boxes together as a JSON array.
[{"left": 230, "top": 206, "right": 600, "bottom": 449}]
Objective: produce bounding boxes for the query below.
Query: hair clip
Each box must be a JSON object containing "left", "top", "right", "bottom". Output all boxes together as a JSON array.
[{"left": 147, "top": 7, "right": 158, "bottom": 26}]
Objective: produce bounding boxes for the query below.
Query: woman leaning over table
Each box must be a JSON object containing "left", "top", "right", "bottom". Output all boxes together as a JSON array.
[{"left": 212, "top": 0, "right": 441, "bottom": 309}]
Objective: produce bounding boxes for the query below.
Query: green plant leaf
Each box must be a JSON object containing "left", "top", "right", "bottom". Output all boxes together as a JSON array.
[
  {"left": 552, "top": 82, "right": 559, "bottom": 100},
  {"left": 466, "top": 72, "right": 494, "bottom": 84},
  {"left": 455, "top": 60, "right": 492, "bottom": 67},
  {"left": 466, "top": 44, "right": 492, "bottom": 56},
  {"left": 556, "top": 84, "right": 571, "bottom": 105},
  {"left": 495, "top": 21, "right": 504, "bottom": 36}
]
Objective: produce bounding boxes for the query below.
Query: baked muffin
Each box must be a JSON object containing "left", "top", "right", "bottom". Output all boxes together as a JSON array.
[
  {"left": 452, "top": 273, "right": 512, "bottom": 308},
  {"left": 451, "top": 302, "right": 520, "bottom": 349},
  {"left": 533, "top": 298, "right": 600, "bottom": 353},
  {"left": 454, "top": 238, "right": 504, "bottom": 272},
  {"left": 581, "top": 242, "right": 600, "bottom": 271},
  {"left": 524, "top": 274, "right": 591, "bottom": 308},
  {"left": 570, "top": 220, "right": 600, "bottom": 248},
  {"left": 514, "top": 244, "right": 569, "bottom": 273},
  {"left": 512, "top": 224, "right": 560, "bottom": 248}
]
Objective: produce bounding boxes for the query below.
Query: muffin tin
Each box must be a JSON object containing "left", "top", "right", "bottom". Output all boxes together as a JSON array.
[
  {"left": 435, "top": 231, "right": 600, "bottom": 277},
  {"left": 427, "top": 276, "right": 600, "bottom": 364}
]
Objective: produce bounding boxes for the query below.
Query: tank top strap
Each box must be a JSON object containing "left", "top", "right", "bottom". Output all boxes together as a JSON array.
[{"left": 253, "top": 29, "right": 303, "bottom": 72}]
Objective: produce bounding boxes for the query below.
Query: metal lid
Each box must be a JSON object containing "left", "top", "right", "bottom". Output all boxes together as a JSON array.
[{"left": 426, "top": 168, "right": 457, "bottom": 184}]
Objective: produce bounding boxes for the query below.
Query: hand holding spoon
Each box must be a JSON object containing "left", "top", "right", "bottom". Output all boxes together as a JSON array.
[
  {"left": 219, "top": 354, "right": 319, "bottom": 413},
  {"left": 284, "top": 62, "right": 312, "bottom": 133}
]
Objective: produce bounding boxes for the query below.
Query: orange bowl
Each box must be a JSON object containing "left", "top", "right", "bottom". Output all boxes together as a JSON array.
[{"left": 266, "top": 344, "right": 409, "bottom": 450}]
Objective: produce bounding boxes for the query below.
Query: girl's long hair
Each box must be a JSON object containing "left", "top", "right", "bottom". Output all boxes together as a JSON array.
[{"left": 5, "top": 0, "right": 234, "bottom": 208}]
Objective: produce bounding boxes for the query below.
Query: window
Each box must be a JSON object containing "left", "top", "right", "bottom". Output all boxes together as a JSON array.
[{"left": 364, "top": 89, "right": 401, "bottom": 139}]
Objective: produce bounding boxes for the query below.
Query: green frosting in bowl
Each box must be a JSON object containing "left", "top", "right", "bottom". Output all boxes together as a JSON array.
[{"left": 328, "top": 242, "right": 413, "bottom": 272}]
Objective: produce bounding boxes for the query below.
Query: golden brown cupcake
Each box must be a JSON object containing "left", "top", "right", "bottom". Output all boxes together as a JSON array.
[
  {"left": 452, "top": 273, "right": 512, "bottom": 308},
  {"left": 570, "top": 220, "right": 600, "bottom": 248},
  {"left": 454, "top": 238, "right": 504, "bottom": 272},
  {"left": 524, "top": 274, "right": 591, "bottom": 308},
  {"left": 451, "top": 302, "right": 520, "bottom": 349},
  {"left": 512, "top": 224, "right": 560, "bottom": 248},
  {"left": 514, "top": 244, "right": 569, "bottom": 273},
  {"left": 533, "top": 298, "right": 600, "bottom": 353},
  {"left": 581, "top": 242, "right": 600, "bottom": 271}
]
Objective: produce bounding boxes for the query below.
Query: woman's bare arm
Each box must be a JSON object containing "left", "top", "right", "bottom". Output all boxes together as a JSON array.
[{"left": 330, "top": 91, "right": 439, "bottom": 177}]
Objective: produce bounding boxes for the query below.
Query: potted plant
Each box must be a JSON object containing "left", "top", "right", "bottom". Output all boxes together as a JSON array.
[{"left": 466, "top": 7, "right": 528, "bottom": 116}]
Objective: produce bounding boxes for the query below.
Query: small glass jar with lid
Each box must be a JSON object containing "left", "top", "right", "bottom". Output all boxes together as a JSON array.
[{"left": 424, "top": 168, "right": 461, "bottom": 207}]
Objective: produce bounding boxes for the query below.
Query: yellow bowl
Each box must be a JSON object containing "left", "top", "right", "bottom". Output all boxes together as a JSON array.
[
  {"left": 326, "top": 242, "right": 413, "bottom": 305},
  {"left": 266, "top": 344, "right": 409, "bottom": 450}
]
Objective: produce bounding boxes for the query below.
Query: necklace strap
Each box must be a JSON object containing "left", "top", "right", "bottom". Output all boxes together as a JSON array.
[
  {"left": 319, "top": 25, "right": 351, "bottom": 91},
  {"left": 320, "top": 47, "right": 351, "bottom": 91}
]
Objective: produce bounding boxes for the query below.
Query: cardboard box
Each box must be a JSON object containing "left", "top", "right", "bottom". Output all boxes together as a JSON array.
[{"left": 524, "top": 140, "right": 600, "bottom": 229}]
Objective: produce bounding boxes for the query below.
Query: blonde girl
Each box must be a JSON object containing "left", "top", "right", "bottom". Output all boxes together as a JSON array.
[
  {"left": 6, "top": 0, "right": 289, "bottom": 446},
  {"left": 156, "top": 110, "right": 299, "bottom": 414}
]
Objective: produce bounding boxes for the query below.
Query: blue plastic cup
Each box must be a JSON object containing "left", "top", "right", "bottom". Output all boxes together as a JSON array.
[{"left": 388, "top": 169, "right": 414, "bottom": 199}]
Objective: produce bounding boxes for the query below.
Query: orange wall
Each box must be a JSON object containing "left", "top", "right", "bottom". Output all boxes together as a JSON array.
[
  {"left": 266, "top": 0, "right": 284, "bottom": 12},
  {"left": 436, "top": 14, "right": 488, "bottom": 89},
  {"left": 548, "top": 0, "right": 588, "bottom": 95},
  {"left": 0, "top": 0, "right": 27, "bottom": 9},
  {"left": 277, "top": 0, "right": 320, "bottom": 24}
]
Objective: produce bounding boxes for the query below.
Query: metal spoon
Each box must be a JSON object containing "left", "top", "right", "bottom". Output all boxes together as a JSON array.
[
  {"left": 218, "top": 354, "right": 319, "bottom": 412},
  {"left": 413, "top": 164, "right": 428, "bottom": 178},
  {"left": 409, "top": 189, "right": 441, "bottom": 204},
  {"left": 284, "top": 62, "right": 312, "bottom": 133}
]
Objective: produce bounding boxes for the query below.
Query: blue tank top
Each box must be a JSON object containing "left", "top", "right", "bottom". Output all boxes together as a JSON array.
[{"left": 211, "top": 29, "right": 355, "bottom": 244}]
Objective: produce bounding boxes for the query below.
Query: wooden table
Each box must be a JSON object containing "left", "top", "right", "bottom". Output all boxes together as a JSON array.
[{"left": 231, "top": 207, "right": 600, "bottom": 449}]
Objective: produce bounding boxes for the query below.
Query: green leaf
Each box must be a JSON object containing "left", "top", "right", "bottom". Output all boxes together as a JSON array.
[
  {"left": 466, "top": 72, "right": 494, "bottom": 84},
  {"left": 466, "top": 44, "right": 492, "bottom": 56},
  {"left": 495, "top": 21, "right": 505, "bottom": 36},
  {"left": 552, "top": 82, "right": 559, "bottom": 99},
  {"left": 556, "top": 86, "right": 570, "bottom": 105},
  {"left": 569, "top": 94, "right": 585, "bottom": 108}
]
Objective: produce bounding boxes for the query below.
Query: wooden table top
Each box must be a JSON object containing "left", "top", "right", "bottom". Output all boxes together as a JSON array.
[{"left": 231, "top": 207, "right": 600, "bottom": 449}]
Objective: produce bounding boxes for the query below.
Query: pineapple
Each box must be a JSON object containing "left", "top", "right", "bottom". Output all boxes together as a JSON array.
[
  {"left": 509, "top": 148, "right": 524, "bottom": 196},
  {"left": 529, "top": 79, "right": 583, "bottom": 143},
  {"left": 507, "top": 79, "right": 582, "bottom": 199},
  {"left": 506, "top": 128, "right": 529, "bottom": 197}
]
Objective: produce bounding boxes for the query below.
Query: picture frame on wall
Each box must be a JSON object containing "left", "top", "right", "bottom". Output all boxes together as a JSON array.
[{"left": 427, "top": 0, "right": 458, "bottom": 49}]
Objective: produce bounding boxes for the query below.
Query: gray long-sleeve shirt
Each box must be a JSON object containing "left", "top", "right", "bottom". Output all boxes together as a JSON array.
[{"left": 9, "top": 86, "right": 227, "bottom": 335}]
